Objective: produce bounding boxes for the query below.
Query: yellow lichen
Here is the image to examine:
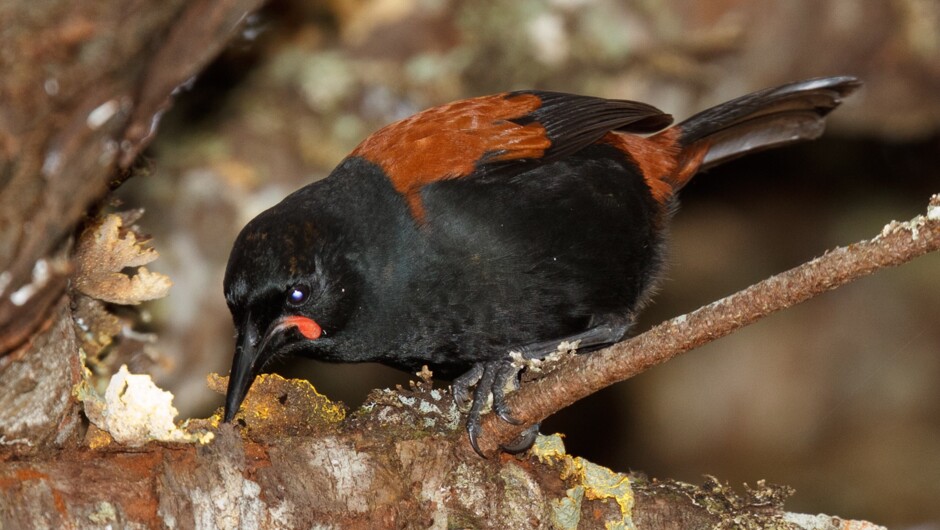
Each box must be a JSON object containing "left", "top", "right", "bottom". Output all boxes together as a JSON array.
[
  {"left": 573, "top": 459, "right": 634, "bottom": 530},
  {"left": 533, "top": 433, "right": 636, "bottom": 530},
  {"left": 84, "top": 424, "right": 114, "bottom": 450},
  {"left": 206, "top": 373, "right": 346, "bottom": 439},
  {"left": 531, "top": 432, "right": 568, "bottom": 464}
]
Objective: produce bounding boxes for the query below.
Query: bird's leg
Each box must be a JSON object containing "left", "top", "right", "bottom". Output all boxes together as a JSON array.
[
  {"left": 491, "top": 360, "right": 540, "bottom": 454},
  {"left": 461, "top": 359, "right": 535, "bottom": 457},
  {"left": 457, "top": 359, "right": 541, "bottom": 455},
  {"left": 457, "top": 323, "right": 629, "bottom": 456},
  {"left": 515, "top": 323, "right": 627, "bottom": 360},
  {"left": 496, "top": 324, "right": 627, "bottom": 453}
]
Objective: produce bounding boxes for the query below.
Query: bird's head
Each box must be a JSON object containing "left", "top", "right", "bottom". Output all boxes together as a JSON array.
[{"left": 221, "top": 202, "right": 356, "bottom": 423}]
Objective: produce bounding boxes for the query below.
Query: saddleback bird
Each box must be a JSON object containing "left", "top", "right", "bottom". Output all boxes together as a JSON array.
[{"left": 223, "top": 76, "right": 860, "bottom": 455}]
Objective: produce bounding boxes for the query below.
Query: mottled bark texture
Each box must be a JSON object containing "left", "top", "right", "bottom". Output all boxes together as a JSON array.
[
  {"left": 0, "top": 0, "right": 264, "bottom": 452},
  {"left": 0, "top": 402, "right": 888, "bottom": 530}
]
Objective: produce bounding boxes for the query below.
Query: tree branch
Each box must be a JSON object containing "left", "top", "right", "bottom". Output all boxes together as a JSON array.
[{"left": 475, "top": 194, "right": 940, "bottom": 455}]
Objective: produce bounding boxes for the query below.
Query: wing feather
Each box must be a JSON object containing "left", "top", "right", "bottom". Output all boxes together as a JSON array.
[{"left": 350, "top": 91, "right": 672, "bottom": 220}]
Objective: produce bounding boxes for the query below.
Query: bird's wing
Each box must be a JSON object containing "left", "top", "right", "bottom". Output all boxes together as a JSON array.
[{"left": 349, "top": 91, "right": 672, "bottom": 221}]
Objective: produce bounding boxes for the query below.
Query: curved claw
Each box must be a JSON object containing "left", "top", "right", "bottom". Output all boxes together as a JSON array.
[
  {"left": 494, "top": 404, "right": 525, "bottom": 425},
  {"left": 454, "top": 360, "right": 526, "bottom": 456},
  {"left": 466, "top": 412, "right": 486, "bottom": 458},
  {"left": 454, "top": 326, "right": 631, "bottom": 456},
  {"left": 464, "top": 362, "right": 497, "bottom": 458},
  {"left": 500, "top": 423, "right": 540, "bottom": 454}
]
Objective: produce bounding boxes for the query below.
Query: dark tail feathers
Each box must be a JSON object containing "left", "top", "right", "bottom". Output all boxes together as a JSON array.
[{"left": 674, "top": 76, "right": 862, "bottom": 174}]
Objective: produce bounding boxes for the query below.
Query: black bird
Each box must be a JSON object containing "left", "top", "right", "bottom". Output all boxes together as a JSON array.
[{"left": 222, "top": 76, "right": 861, "bottom": 455}]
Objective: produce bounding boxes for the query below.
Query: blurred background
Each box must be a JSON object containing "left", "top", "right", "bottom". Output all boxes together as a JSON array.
[{"left": 111, "top": 0, "right": 939, "bottom": 526}]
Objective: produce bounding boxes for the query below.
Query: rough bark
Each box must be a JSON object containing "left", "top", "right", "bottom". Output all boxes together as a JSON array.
[
  {"left": 0, "top": 301, "right": 84, "bottom": 454},
  {"left": 0, "top": 403, "right": 888, "bottom": 530},
  {"left": 0, "top": 0, "right": 264, "bottom": 454}
]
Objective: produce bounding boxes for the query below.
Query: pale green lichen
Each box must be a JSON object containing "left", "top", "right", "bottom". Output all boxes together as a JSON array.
[
  {"left": 87, "top": 501, "right": 117, "bottom": 524},
  {"left": 551, "top": 486, "right": 584, "bottom": 530},
  {"left": 500, "top": 462, "right": 547, "bottom": 527}
]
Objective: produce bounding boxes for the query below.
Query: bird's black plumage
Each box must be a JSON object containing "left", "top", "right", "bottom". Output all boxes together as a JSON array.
[
  {"left": 222, "top": 77, "right": 861, "bottom": 455},
  {"left": 224, "top": 146, "right": 660, "bottom": 370}
]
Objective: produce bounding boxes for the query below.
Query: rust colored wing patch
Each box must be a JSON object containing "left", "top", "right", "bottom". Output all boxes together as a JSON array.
[
  {"left": 601, "top": 127, "right": 706, "bottom": 205},
  {"left": 351, "top": 91, "right": 673, "bottom": 221},
  {"left": 351, "top": 93, "right": 549, "bottom": 221}
]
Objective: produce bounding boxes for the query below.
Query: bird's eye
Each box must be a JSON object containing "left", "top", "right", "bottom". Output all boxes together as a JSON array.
[{"left": 286, "top": 285, "right": 308, "bottom": 306}]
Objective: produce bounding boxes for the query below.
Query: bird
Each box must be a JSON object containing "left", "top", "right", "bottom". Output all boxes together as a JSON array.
[{"left": 222, "top": 76, "right": 861, "bottom": 456}]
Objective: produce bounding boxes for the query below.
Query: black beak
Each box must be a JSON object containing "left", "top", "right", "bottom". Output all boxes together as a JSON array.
[
  {"left": 223, "top": 317, "right": 264, "bottom": 423},
  {"left": 222, "top": 314, "right": 321, "bottom": 422}
]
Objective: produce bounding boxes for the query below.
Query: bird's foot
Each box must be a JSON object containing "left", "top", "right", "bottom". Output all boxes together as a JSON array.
[
  {"left": 452, "top": 323, "right": 628, "bottom": 457},
  {"left": 453, "top": 360, "right": 528, "bottom": 457},
  {"left": 500, "top": 424, "right": 541, "bottom": 454}
]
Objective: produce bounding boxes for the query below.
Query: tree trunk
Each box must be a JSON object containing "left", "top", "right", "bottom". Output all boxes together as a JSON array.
[{"left": 0, "top": 0, "right": 264, "bottom": 454}]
